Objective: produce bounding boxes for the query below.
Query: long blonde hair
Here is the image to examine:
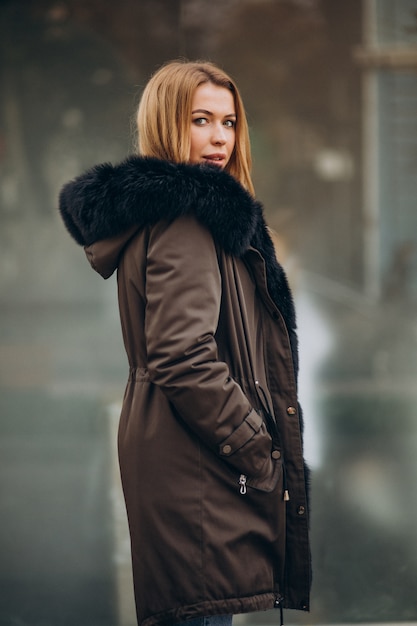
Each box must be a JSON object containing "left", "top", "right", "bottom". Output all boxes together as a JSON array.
[{"left": 136, "top": 60, "right": 254, "bottom": 195}]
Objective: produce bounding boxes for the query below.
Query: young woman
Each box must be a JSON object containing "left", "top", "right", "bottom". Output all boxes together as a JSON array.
[{"left": 59, "top": 60, "right": 311, "bottom": 626}]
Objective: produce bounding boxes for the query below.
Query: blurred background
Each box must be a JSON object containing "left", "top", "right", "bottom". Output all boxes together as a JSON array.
[{"left": 1, "top": 0, "right": 417, "bottom": 624}]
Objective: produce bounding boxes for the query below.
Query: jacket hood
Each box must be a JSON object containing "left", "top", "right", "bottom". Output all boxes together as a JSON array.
[{"left": 58, "top": 155, "right": 297, "bottom": 333}]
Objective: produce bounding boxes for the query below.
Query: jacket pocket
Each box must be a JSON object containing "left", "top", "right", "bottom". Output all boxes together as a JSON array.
[
  {"left": 218, "top": 409, "right": 282, "bottom": 492},
  {"left": 246, "top": 455, "right": 282, "bottom": 493}
]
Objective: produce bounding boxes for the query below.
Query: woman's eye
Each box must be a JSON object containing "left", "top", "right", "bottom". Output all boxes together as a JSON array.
[
  {"left": 224, "top": 119, "right": 235, "bottom": 128},
  {"left": 193, "top": 117, "right": 208, "bottom": 126}
]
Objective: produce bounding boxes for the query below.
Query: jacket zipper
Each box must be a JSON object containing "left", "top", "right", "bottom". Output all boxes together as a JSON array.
[{"left": 239, "top": 474, "right": 247, "bottom": 495}]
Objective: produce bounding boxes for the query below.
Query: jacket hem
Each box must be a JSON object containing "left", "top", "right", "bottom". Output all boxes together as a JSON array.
[{"left": 140, "top": 592, "right": 277, "bottom": 626}]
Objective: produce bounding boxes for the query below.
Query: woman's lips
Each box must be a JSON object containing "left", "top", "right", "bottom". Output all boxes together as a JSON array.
[{"left": 203, "top": 154, "right": 226, "bottom": 165}]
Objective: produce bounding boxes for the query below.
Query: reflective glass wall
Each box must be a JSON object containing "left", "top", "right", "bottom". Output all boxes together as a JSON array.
[{"left": 1, "top": 1, "right": 416, "bottom": 624}]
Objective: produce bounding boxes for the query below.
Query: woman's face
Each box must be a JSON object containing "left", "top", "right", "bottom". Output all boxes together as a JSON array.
[{"left": 189, "top": 82, "right": 236, "bottom": 169}]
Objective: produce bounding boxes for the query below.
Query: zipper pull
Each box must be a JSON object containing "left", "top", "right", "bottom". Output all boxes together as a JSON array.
[
  {"left": 239, "top": 474, "right": 247, "bottom": 495},
  {"left": 283, "top": 490, "right": 290, "bottom": 501}
]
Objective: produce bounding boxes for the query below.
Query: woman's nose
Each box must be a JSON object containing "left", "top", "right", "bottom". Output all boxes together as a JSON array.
[{"left": 211, "top": 123, "right": 226, "bottom": 145}]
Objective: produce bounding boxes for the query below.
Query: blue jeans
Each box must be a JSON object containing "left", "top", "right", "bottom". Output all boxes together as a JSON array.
[{"left": 177, "top": 616, "right": 232, "bottom": 626}]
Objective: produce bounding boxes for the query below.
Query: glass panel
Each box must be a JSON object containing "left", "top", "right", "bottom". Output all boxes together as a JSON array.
[
  {"left": 378, "top": 70, "right": 417, "bottom": 299},
  {"left": 375, "top": 0, "right": 417, "bottom": 45}
]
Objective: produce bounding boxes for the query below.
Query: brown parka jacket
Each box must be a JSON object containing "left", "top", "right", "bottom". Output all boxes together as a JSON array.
[{"left": 59, "top": 156, "right": 311, "bottom": 626}]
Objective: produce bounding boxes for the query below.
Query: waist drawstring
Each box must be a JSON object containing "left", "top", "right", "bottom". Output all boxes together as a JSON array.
[
  {"left": 274, "top": 594, "right": 284, "bottom": 626},
  {"left": 282, "top": 463, "right": 290, "bottom": 502}
]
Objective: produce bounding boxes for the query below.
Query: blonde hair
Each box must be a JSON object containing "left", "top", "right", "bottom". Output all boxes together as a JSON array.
[{"left": 136, "top": 60, "right": 254, "bottom": 195}]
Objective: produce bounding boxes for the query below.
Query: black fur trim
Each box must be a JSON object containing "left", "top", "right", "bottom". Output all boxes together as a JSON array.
[
  {"left": 58, "top": 155, "right": 297, "bottom": 338},
  {"left": 59, "top": 156, "right": 262, "bottom": 256}
]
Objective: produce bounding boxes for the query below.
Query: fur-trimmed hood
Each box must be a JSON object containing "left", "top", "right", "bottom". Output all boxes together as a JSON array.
[
  {"left": 58, "top": 155, "right": 297, "bottom": 333},
  {"left": 59, "top": 156, "right": 263, "bottom": 253}
]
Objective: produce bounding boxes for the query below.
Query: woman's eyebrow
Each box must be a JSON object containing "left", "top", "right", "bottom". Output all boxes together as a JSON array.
[{"left": 191, "top": 109, "right": 236, "bottom": 117}]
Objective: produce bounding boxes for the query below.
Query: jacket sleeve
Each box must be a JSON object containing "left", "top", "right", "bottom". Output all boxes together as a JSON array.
[{"left": 145, "top": 214, "right": 274, "bottom": 482}]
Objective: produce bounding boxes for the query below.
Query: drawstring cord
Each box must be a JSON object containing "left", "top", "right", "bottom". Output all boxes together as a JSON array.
[
  {"left": 274, "top": 594, "right": 284, "bottom": 626},
  {"left": 282, "top": 463, "right": 290, "bottom": 501}
]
